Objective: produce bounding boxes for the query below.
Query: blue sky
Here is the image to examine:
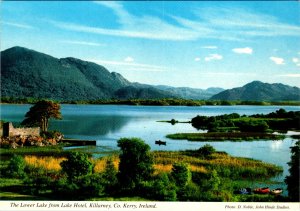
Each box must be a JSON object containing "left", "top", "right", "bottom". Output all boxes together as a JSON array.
[{"left": 1, "top": 1, "right": 300, "bottom": 89}]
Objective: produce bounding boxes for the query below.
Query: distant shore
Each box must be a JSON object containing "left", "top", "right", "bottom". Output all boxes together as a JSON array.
[{"left": 1, "top": 98, "right": 300, "bottom": 106}]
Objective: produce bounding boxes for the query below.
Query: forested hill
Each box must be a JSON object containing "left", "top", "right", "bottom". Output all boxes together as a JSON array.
[
  {"left": 1, "top": 46, "right": 223, "bottom": 101},
  {"left": 210, "top": 81, "right": 300, "bottom": 101},
  {"left": 1, "top": 46, "right": 173, "bottom": 100}
]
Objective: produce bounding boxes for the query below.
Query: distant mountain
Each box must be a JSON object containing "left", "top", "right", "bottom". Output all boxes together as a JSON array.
[
  {"left": 3, "top": 47, "right": 298, "bottom": 102},
  {"left": 115, "top": 85, "right": 176, "bottom": 100},
  {"left": 155, "top": 85, "right": 224, "bottom": 100},
  {"left": 0, "top": 46, "right": 173, "bottom": 101},
  {"left": 210, "top": 81, "right": 300, "bottom": 101}
]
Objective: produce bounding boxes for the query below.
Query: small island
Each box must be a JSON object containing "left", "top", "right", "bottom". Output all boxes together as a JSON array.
[{"left": 166, "top": 109, "right": 300, "bottom": 141}]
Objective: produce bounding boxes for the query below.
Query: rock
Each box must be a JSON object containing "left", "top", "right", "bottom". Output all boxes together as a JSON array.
[{"left": 10, "top": 142, "right": 19, "bottom": 149}]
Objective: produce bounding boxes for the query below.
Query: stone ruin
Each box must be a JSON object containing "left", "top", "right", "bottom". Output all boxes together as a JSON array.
[{"left": 0, "top": 122, "right": 63, "bottom": 149}]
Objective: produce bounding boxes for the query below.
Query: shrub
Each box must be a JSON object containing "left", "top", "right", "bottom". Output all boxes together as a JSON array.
[
  {"left": 178, "top": 182, "right": 202, "bottom": 201},
  {"left": 6, "top": 155, "right": 26, "bottom": 178},
  {"left": 285, "top": 141, "right": 300, "bottom": 202},
  {"left": 171, "top": 162, "right": 191, "bottom": 188},
  {"left": 60, "top": 152, "right": 94, "bottom": 182},
  {"left": 143, "top": 173, "right": 177, "bottom": 201},
  {"left": 197, "top": 144, "right": 216, "bottom": 158},
  {"left": 103, "top": 158, "right": 118, "bottom": 194},
  {"left": 78, "top": 174, "right": 105, "bottom": 198},
  {"left": 237, "top": 120, "right": 269, "bottom": 132},
  {"left": 117, "top": 138, "right": 154, "bottom": 191}
]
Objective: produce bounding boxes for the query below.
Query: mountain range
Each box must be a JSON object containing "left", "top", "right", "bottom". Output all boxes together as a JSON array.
[
  {"left": 211, "top": 81, "right": 300, "bottom": 101},
  {"left": 1, "top": 46, "right": 299, "bottom": 102}
]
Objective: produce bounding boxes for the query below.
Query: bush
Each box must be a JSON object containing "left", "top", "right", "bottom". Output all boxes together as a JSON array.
[
  {"left": 117, "top": 138, "right": 154, "bottom": 191},
  {"left": 103, "top": 158, "right": 118, "bottom": 194},
  {"left": 6, "top": 155, "right": 26, "bottom": 178},
  {"left": 142, "top": 173, "right": 177, "bottom": 201},
  {"left": 78, "top": 174, "right": 105, "bottom": 198},
  {"left": 237, "top": 120, "right": 269, "bottom": 132},
  {"left": 61, "top": 152, "right": 94, "bottom": 182},
  {"left": 171, "top": 162, "right": 191, "bottom": 188},
  {"left": 197, "top": 144, "right": 216, "bottom": 158},
  {"left": 285, "top": 141, "right": 300, "bottom": 202},
  {"left": 178, "top": 182, "right": 202, "bottom": 201}
]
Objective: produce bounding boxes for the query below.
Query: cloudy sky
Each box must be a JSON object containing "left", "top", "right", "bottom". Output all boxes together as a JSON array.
[{"left": 1, "top": 1, "right": 300, "bottom": 89}]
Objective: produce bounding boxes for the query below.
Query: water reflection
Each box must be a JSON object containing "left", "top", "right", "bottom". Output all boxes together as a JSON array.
[
  {"left": 50, "top": 115, "right": 132, "bottom": 139},
  {"left": 270, "top": 140, "right": 284, "bottom": 151}
]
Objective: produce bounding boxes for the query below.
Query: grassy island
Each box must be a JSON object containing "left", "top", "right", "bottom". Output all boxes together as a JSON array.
[
  {"left": 167, "top": 109, "right": 299, "bottom": 142},
  {"left": 166, "top": 132, "right": 284, "bottom": 141}
]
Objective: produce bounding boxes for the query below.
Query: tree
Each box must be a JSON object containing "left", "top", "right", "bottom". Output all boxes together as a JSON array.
[
  {"left": 285, "top": 141, "right": 299, "bottom": 202},
  {"left": 21, "top": 100, "right": 62, "bottom": 132},
  {"left": 117, "top": 138, "right": 154, "bottom": 191},
  {"left": 197, "top": 144, "right": 216, "bottom": 158},
  {"left": 103, "top": 157, "right": 118, "bottom": 194},
  {"left": 171, "top": 162, "right": 191, "bottom": 188},
  {"left": 61, "top": 152, "right": 94, "bottom": 182}
]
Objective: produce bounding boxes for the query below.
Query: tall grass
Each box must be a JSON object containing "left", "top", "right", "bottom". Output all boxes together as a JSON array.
[
  {"left": 24, "top": 156, "right": 66, "bottom": 171},
  {"left": 21, "top": 150, "right": 281, "bottom": 180},
  {"left": 152, "top": 151, "right": 282, "bottom": 179},
  {"left": 93, "top": 156, "right": 119, "bottom": 173}
]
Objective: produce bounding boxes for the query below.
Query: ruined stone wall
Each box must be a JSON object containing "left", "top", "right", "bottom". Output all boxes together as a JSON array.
[
  {"left": 0, "top": 122, "right": 3, "bottom": 137},
  {"left": 2, "top": 122, "right": 40, "bottom": 137}
]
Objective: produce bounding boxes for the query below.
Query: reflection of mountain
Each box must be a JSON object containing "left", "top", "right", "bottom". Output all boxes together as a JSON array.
[{"left": 49, "top": 115, "right": 131, "bottom": 138}]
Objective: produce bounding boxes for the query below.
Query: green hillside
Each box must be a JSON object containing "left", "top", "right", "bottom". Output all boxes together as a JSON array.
[
  {"left": 1, "top": 47, "right": 171, "bottom": 101},
  {"left": 211, "top": 81, "right": 300, "bottom": 101}
]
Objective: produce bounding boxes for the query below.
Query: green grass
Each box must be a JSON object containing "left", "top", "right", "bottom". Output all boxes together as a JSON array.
[
  {"left": 89, "top": 197, "right": 151, "bottom": 201},
  {"left": 0, "top": 178, "right": 46, "bottom": 200},
  {"left": 0, "top": 145, "right": 84, "bottom": 157},
  {"left": 166, "top": 132, "right": 285, "bottom": 141}
]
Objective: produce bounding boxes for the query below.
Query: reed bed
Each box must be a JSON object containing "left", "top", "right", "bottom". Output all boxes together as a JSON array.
[
  {"left": 22, "top": 150, "right": 281, "bottom": 179},
  {"left": 93, "top": 156, "right": 119, "bottom": 173},
  {"left": 152, "top": 151, "right": 282, "bottom": 178},
  {"left": 24, "top": 155, "right": 66, "bottom": 171}
]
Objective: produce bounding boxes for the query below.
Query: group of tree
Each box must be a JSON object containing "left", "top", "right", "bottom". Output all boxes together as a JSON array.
[
  {"left": 3, "top": 139, "right": 299, "bottom": 201},
  {"left": 3, "top": 139, "right": 225, "bottom": 201},
  {"left": 2, "top": 96, "right": 300, "bottom": 106},
  {"left": 21, "top": 100, "right": 62, "bottom": 133},
  {"left": 191, "top": 109, "right": 300, "bottom": 132}
]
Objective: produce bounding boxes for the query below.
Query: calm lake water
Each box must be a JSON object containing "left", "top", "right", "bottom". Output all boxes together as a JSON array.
[{"left": 1, "top": 104, "right": 300, "bottom": 189}]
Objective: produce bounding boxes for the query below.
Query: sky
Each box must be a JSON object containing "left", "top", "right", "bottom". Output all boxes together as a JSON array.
[{"left": 1, "top": 1, "right": 300, "bottom": 89}]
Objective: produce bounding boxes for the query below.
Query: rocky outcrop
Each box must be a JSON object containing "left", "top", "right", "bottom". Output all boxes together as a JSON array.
[{"left": 0, "top": 133, "right": 63, "bottom": 149}]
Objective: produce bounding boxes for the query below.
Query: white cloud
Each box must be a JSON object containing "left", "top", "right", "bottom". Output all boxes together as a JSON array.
[
  {"left": 277, "top": 74, "right": 300, "bottom": 78},
  {"left": 201, "top": 46, "right": 218, "bottom": 49},
  {"left": 194, "top": 57, "right": 201, "bottom": 62},
  {"left": 49, "top": 19, "right": 198, "bottom": 41},
  {"left": 48, "top": 2, "right": 300, "bottom": 42},
  {"left": 232, "top": 47, "right": 253, "bottom": 54},
  {"left": 205, "top": 54, "right": 223, "bottom": 62},
  {"left": 87, "top": 59, "right": 166, "bottom": 72},
  {"left": 205, "top": 72, "right": 256, "bottom": 76},
  {"left": 60, "top": 40, "right": 105, "bottom": 47},
  {"left": 2, "top": 21, "right": 34, "bottom": 29},
  {"left": 292, "top": 58, "right": 299, "bottom": 63},
  {"left": 195, "top": 7, "right": 300, "bottom": 37},
  {"left": 124, "top": 57, "right": 134, "bottom": 63},
  {"left": 270, "top": 57, "right": 285, "bottom": 65}
]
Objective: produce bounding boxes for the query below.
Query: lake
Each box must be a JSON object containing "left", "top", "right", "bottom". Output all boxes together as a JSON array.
[{"left": 1, "top": 104, "right": 299, "bottom": 188}]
